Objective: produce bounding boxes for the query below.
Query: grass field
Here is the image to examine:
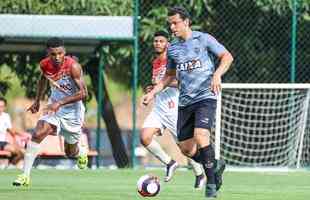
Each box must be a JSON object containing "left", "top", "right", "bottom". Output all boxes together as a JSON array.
[{"left": 0, "top": 169, "right": 310, "bottom": 200}]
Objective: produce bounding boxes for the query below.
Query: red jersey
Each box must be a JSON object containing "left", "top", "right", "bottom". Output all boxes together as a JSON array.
[
  {"left": 40, "top": 56, "right": 76, "bottom": 81},
  {"left": 152, "top": 57, "right": 167, "bottom": 83}
]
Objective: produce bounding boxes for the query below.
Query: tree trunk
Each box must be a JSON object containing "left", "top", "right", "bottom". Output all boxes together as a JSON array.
[{"left": 85, "top": 57, "right": 130, "bottom": 168}]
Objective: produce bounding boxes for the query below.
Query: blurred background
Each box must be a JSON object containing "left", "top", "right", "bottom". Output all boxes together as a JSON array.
[{"left": 0, "top": 0, "right": 310, "bottom": 170}]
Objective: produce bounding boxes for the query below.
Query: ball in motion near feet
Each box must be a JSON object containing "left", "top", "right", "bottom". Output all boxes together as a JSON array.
[{"left": 137, "top": 174, "right": 160, "bottom": 197}]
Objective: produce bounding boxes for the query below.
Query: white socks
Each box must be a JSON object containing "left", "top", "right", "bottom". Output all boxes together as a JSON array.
[
  {"left": 78, "top": 144, "right": 88, "bottom": 156},
  {"left": 23, "top": 141, "right": 40, "bottom": 177},
  {"left": 145, "top": 140, "right": 171, "bottom": 165},
  {"left": 188, "top": 158, "right": 203, "bottom": 176}
]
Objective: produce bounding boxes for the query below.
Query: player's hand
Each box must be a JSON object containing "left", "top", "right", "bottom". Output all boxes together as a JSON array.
[
  {"left": 141, "top": 92, "right": 155, "bottom": 106},
  {"left": 43, "top": 102, "right": 61, "bottom": 115},
  {"left": 211, "top": 72, "right": 222, "bottom": 95},
  {"left": 144, "top": 85, "right": 154, "bottom": 94},
  {"left": 27, "top": 101, "right": 40, "bottom": 113}
]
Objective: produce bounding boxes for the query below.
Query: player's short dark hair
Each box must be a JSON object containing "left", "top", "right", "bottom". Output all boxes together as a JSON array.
[
  {"left": 46, "top": 37, "right": 64, "bottom": 48},
  {"left": 168, "top": 6, "right": 191, "bottom": 23},
  {"left": 0, "top": 97, "right": 7, "bottom": 105},
  {"left": 154, "top": 30, "right": 169, "bottom": 40}
]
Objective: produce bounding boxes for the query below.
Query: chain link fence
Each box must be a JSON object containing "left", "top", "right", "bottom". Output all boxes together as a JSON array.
[
  {"left": 137, "top": 0, "right": 310, "bottom": 168},
  {"left": 139, "top": 0, "right": 310, "bottom": 86},
  {"left": 1, "top": 0, "right": 309, "bottom": 168}
]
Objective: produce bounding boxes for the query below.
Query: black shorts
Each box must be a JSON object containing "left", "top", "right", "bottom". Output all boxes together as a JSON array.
[
  {"left": 177, "top": 99, "right": 216, "bottom": 142},
  {"left": 0, "top": 141, "right": 9, "bottom": 150}
]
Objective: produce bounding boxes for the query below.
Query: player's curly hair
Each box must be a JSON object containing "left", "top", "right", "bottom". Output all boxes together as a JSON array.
[
  {"left": 154, "top": 30, "right": 169, "bottom": 40},
  {"left": 46, "top": 37, "right": 64, "bottom": 48},
  {"left": 168, "top": 6, "right": 192, "bottom": 26}
]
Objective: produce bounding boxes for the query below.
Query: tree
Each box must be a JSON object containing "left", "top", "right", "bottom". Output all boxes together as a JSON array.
[
  {"left": 0, "top": 0, "right": 133, "bottom": 167},
  {"left": 140, "top": 0, "right": 310, "bottom": 83}
]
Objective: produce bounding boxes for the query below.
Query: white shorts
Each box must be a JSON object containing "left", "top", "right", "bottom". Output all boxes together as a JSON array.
[
  {"left": 142, "top": 109, "right": 177, "bottom": 140},
  {"left": 39, "top": 114, "right": 82, "bottom": 144}
]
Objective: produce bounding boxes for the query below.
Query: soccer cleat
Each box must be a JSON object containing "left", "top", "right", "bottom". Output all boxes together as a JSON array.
[
  {"left": 215, "top": 159, "right": 226, "bottom": 191},
  {"left": 194, "top": 174, "right": 206, "bottom": 189},
  {"left": 77, "top": 145, "right": 88, "bottom": 169},
  {"left": 164, "top": 160, "right": 178, "bottom": 182},
  {"left": 205, "top": 184, "right": 217, "bottom": 198},
  {"left": 12, "top": 174, "right": 30, "bottom": 187}
]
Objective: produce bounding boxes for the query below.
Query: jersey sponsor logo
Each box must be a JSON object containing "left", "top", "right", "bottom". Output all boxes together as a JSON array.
[
  {"left": 58, "top": 83, "right": 72, "bottom": 91},
  {"left": 52, "top": 75, "right": 74, "bottom": 93},
  {"left": 176, "top": 59, "right": 202, "bottom": 72}
]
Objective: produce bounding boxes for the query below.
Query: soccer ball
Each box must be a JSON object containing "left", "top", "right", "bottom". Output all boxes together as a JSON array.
[{"left": 137, "top": 174, "right": 160, "bottom": 197}]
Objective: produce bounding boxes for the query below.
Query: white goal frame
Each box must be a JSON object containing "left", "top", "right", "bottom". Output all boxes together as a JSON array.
[{"left": 215, "top": 83, "right": 310, "bottom": 170}]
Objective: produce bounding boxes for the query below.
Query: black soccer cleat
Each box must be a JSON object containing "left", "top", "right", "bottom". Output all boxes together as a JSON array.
[
  {"left": 205, "top": 184, "right": 217, "bottom": 198},
  {"left": 215, "top": 159, "right": 226, "bottom": 191},
  {"left": 164, "top": 160, "right": 178, "bottom": 182},
  {"left": 194, "top": 174, "right": 206, "bottom": 189}
]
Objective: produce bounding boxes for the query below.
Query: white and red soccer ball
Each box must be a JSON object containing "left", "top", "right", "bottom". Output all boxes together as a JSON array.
[{"left": 137, "top": 174, "right": 160, "bottom": 197}]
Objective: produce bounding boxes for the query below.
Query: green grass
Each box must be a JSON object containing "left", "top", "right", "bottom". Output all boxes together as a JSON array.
[{"left": 0, "top": 169, "right": 310, "bottom": 200}]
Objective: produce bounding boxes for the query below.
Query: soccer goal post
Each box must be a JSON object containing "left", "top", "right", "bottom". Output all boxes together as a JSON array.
[{"left": 215, "top": 83, "right": 310, "bottom": 170}]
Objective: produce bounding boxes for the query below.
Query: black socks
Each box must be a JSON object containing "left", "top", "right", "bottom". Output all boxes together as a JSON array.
[{"left": 199, "top": 145, "right": 216, "bottom": 184}]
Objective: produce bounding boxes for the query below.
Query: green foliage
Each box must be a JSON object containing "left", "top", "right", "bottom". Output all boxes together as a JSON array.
[
  {"left": 0, "top": 0, "right": 132, "bottom": 15},
  {"left": 140, "top": 0, "right": 310, "bottom": 84},
  {"left": 0, "top": 78, "right": 10, "bottom": 96},
  {"left": 1, "top": 0, "right": 310, "bottom": 98},
  {"left": 0, "top": 65, "right": 25, "bottom": 99},
  {"left": 0, "top": 0, "right": 133, "bottom": 98}
]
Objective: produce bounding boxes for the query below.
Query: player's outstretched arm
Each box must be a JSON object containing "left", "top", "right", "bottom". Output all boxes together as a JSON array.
[{"left": 27, "top": 74, "right": 47, "bottom": 113}]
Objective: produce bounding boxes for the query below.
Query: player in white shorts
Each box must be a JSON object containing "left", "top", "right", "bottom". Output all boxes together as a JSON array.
[
  {"left": 141, "top": 31, "right": 205, "bottom": 189},
  {"left": 13, "top": 37, "right": 88, "bottom": 187}
]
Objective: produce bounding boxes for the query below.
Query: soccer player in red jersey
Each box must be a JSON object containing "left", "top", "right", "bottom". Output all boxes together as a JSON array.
[{"left": 13, "top": 37, "right": 88, "bottom": 186}]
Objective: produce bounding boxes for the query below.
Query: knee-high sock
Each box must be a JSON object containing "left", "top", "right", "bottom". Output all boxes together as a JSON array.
[
  {"left": 199, "top": 145, "right": 215, "bottom": 184},
  {"left": 23, "top": 141, "right": 40, "bottom": 177},
  {"left": 188, "top": 158, "right": 203, "bottom": 176},
  {"left": 78, "top": 143, "right": 88, "bottom": 156},
  {"left": 145, "top": 140, "right": 171, "bottom": 165}
]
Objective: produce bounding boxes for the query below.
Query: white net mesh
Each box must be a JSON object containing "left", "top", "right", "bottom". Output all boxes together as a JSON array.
[{"left": 218, "top": 84, "right": 310, "bottom": 168}]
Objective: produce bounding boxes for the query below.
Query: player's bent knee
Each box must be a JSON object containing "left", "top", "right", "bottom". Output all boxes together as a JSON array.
[
  {"left": 180, "top": 148, "right": 196, "bottom": 157},
  {"left": 65, "top": 148, "right": 78, "bottom": 157},
  {"left": 33, "top": 128, "right": 54, "bottom": 143},
  {"left": 140, "top": 136, "right": 152, "bottom": 147},
  {"left": 4, "top": 145, "right": 15, "bottom": 154},
  {"left": 140, "top": 129, "right": 155, "bottom": 146},
  {"left": 31, "top": 133, "right": 47, "bottom": 143},
  {"left": 64, "top": 143, "right": 79, "bottom": 157},
  {"left": 178, "top": 143, "right": 196, "bottom": 157}
]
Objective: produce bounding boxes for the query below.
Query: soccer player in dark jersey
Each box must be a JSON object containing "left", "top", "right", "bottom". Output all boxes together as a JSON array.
[
  {"left": 142, "top": 6, "right": 233, "bottom": 198},
  {"left": 141, "top": 31, "right": 205, "bottom": 188}
]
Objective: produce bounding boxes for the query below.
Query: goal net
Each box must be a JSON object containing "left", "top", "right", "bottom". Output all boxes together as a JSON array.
[{"left": 215, "top": 84, "right": 310, "bottom": 169}]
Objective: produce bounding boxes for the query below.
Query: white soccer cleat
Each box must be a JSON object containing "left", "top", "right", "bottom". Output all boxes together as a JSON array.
[{"left": 164, "top": 160, "right": 178, "bottom": 182}]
